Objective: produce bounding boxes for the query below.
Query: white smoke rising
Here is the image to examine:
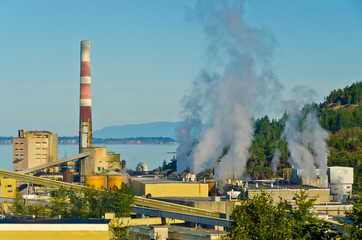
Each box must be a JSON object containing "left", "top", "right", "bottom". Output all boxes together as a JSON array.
[
  {"left": 282, "top": 95, "right": 329, "bottom": 182},
  {"left": 271, "top": 148, "right": 281, "bottom": 174},
  {"left": 176, "top": 0, "right": 282, "bottom": 179},
  {"left": 303, "top": 112, "right": 329, "bottom": 171}
]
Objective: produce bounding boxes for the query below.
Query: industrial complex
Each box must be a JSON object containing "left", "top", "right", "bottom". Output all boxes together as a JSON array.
[{"left": 0, "top": 41, "right": 356, "bottom": 239}]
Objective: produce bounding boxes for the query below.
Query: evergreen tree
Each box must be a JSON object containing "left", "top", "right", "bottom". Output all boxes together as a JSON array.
[
  {"left": 223, "top": 191, "right": 330, "bottom": 239},
  {"left": 341, "top": 193, "right": 362, "bottom": 239}
]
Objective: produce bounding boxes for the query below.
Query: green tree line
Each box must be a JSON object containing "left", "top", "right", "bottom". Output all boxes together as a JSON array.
[
  {"left": 223, "top": 190, "right": 362, "bottom": 239},
  {"left": 245, "top": 82, "right": 362, "bottom": 191},
  {"left": 13, "top": 183, "right": 134, "bottom": 219}
]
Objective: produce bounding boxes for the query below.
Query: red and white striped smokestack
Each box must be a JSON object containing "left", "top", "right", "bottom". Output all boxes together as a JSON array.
[{"left": 79, "top": 40, "right": 92, "bottom": 152}]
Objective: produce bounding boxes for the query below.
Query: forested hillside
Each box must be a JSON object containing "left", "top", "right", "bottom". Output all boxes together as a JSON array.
[{"left": 246, "top": 82, "right": 361, "bottom": 191}]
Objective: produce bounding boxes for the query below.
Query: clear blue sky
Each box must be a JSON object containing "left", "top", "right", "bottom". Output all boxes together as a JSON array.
[{"left": 1, "top": 0, "right": 361, "bottom": 136}]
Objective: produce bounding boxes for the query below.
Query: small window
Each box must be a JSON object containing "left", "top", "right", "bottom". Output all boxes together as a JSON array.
[
  {"left": 15, "top": 154, "right": 19, "bottom": 156},
  {"left": 7, "top": 190, "right": 13, "bottom": 193},
  {"left": 15, "top": 148, "right": 19, "bottom": 150},
  {"left": 98, "top": 167, "right": 101, "bottom": 171},
  {"left": 7, "top": 185, "right": 12, "bottom": 188},
  {"left": 20, "top": 142, "right": 24, "bottom": 144},
  {"left": 15, "top": 142, "right": 19, "bottom": 145}
]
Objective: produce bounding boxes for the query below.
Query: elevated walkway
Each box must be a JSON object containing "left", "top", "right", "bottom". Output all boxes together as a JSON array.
[{"left": 133, "top": 206, "right": 230, "bottom": 227}]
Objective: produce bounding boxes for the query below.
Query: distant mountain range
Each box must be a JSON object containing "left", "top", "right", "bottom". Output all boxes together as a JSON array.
[
  {"left": 93, "top": 121, "right": 182, "bottom": 139},
  {"left": 0, "top": 121, "right": 207, "bottom": 144}
]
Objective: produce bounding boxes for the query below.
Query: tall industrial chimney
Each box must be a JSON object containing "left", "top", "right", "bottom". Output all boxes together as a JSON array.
[{"left": 79, "top": 40, "right": 92, "bottom": 152}]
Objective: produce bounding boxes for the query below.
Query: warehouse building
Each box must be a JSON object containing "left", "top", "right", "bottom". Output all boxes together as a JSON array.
[
  {"left": 13, "top": 130, "right": 58, "bottom": 172},
  {"left": 132, "top": 177, "right": 209, "bottom": 198}
]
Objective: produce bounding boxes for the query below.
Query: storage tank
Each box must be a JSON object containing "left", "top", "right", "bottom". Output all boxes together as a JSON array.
[
  {"left": 107, "top": 175, "right": 123, "bottom": 190},
  {"left": 63, "top": 170, "right": 74, "bottom": 183},
  {"left": 136, "top": 162, "right": 148, "bottom": 172},
  {"left": 85, "top": 175, "right": 106, "bottom": 189}
]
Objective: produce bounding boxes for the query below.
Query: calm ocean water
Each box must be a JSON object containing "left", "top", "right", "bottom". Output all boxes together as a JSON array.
[{"left": 0, "top": 144, "right": 178, "bottom": 171}]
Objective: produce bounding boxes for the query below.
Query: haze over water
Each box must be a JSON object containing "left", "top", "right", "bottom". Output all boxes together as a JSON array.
[{"left": 0, "top": 144, "right": 178, "bottom": 172}]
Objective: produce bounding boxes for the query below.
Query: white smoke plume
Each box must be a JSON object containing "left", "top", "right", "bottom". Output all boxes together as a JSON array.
[
  {"left": 176, "top": 0, "right": 282, "bottom": 179},
  {"left": 282, "top": 89, "right": 329, "bottom": 183},
  {"left": 271, "top": 148, "right": 281, "bottom": 174}
]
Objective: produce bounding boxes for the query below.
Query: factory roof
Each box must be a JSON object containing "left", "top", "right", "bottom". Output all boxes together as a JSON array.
[
  {"left": 245, "top": 182, "right": 330, "bottom": 191},
  {"left": 132, "top": 177, "right": 204, "bottom": 185},
  {"left": 152, "top": 196, "right": 227, "bottom": 203},
  {"left": 0, "top": 218, "right": 111, "bottom": 224}
]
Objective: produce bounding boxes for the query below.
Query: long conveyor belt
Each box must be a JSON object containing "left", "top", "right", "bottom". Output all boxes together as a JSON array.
[
  {"left": 19, "top": 152, "right": 90, "bottom": 174},
  {"left": 0, "top": 169, "right": 226, "bottom": 219}
]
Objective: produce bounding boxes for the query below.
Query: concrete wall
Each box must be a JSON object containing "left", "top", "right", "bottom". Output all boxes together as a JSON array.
[
  {"left": 314, "top": 204, "right": 353, "bottom": 217},
  {"left": 27, "top": 134, "right": 49, "bottom": 168},
  {"left": 81, "top": 147, "right": 108, "bottom": 176},
  {"left": 145, "top": 183, "right": 208, "bottom": 197},
  {"left": 193, "top": 201, "right": 226, "bottom": 214},
  {"left": 132, "top": 180, "right": 146, "bottom": 196},
  {"left": 330, "top": 184, "right": 353, "bottom": 201},
  {"left": 328, "top": 167, "right": 354, "bottom": 184},
  {"left": 49, "top": 134, "right": 58, "bottom": 163},
  {"left": 13, "top": 138, "right": 26, "bottom": 171},
  {"left": 247, "top": 188, "right": 330, "bottom": 204}
]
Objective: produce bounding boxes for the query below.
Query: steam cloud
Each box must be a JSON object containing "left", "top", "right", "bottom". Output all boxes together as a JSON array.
[
  {"left": 271, "top": 148, "right": 281, "bottom": 174},
  {"left": 282, "top": 93, "right": 329, "bottom": 184},
  {"left": 176, "top": 1, "right": 329, "bottom": 181},
  {"left": 176, "top": 0, "right": 282, "bottom": 179}
]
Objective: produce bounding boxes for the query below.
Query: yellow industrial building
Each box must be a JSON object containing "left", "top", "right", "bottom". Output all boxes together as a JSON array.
[
  {"left": 132, "top": 178, "right": 209, "bottom": 197},
  {"left": 0, "top": 177, "right": 16, "bottom": 212},
  {"left": 0, "top": 220, "right": 111, "bottom": 240},
  {"left": 13, "top": 130, "right": 58, "bottom": 172}
]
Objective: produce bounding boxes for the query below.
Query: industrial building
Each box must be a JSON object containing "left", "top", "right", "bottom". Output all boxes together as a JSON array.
[
  {"left": 245, "top": 182, "right": 330, "bottom": 204},
  {"left": 0, "top": 219, "right": 111, "bottom": 240},
  {"left": 13, "top": 130, "right": 58, "bottom": 172},
  {"left": 291, "top": 168, "right": 328, "bottom": 188},
  {"left": 131, "top": 177, "right": 209, "bottom": 198},
  {"left": 328, "top": 166, "right": 354, "bottom": 201},
  {"left": 290, "top": 166, "right": 354, "bottom": 202},
  {"left": 0, "top": 177, "right": 16, "bottom": 212}
]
